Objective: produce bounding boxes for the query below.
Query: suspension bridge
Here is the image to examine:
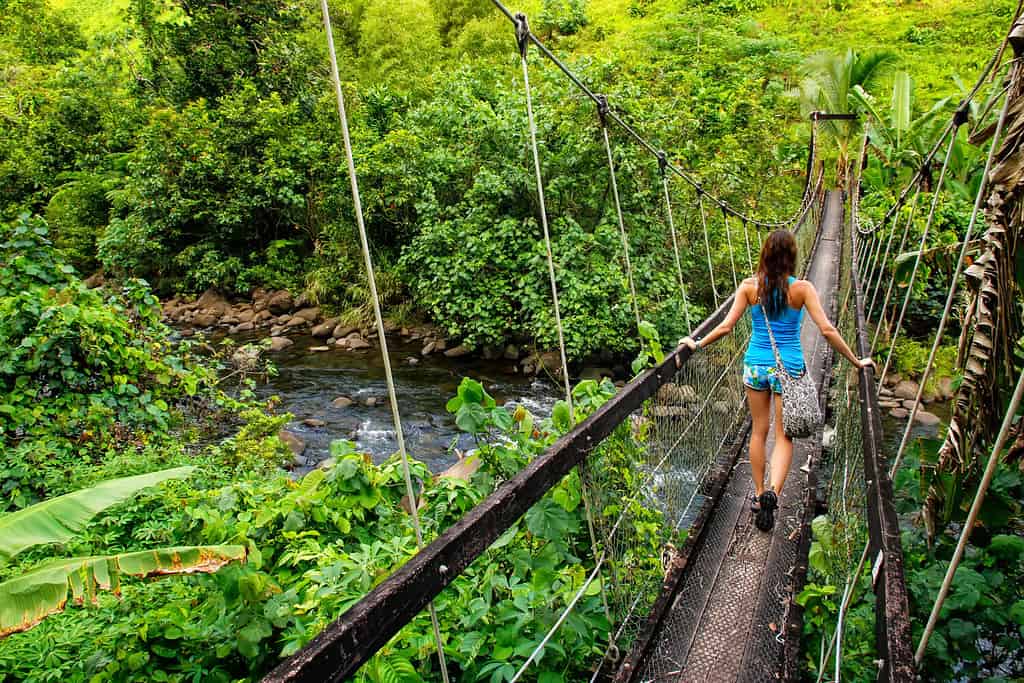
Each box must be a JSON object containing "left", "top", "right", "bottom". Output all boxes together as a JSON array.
[{"left": 261, "top": 2, "right": 1024, "bottom": 681}]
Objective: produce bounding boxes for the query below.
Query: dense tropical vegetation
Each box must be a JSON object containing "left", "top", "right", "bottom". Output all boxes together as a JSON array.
[{"left": 2, "top": 0, "right": 1022, "bottom": 681}]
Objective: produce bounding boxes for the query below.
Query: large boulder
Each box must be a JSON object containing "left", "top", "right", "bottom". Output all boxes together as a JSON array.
[
  {"left": 193, "top": 312, "right": 218, "bottom": 328},
  {"left": 892, "top": 380, "right": 919, "bottom": 400},
  {"left": 269, "top": 336, "right": 294, "bottom": 352},
  {"left": 311, "top": 318, "right": 339, "bottom": 338},
  {"left": 333, "top": 323, "right": 359, "bottom": 339},
  {"left": 266, "top": 291, "right": 294, "bottom": 315},
  {"left": 294, "top": 307, "right": 320, "bottom": 322},
  {"left": 444, "top": 344, "right": 473, "bottom": 358},
  {"left": 278, "top": 430, "right": 306, "bottom": 456},
  {"left": 915, "top": 411, "right": 941, "bottom": 426},
  {"left": 196, "top": 288, "right": 231, "bottom": 317}
]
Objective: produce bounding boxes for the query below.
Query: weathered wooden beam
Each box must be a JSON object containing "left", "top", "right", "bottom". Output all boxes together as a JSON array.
[
  {"left": 262, "top": 297, "right": 737, "bottom": 683},
  {"left": 850, "top": 229, "right": 916, "bottom": 682}
]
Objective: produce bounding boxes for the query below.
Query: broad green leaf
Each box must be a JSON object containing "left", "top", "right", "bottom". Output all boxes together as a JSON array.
[
  {"left": 0, "top": 467, "right": 195, "bottom": 564},
  {"left": 0, "top": 545, "right": 245, "bottom": 638}
]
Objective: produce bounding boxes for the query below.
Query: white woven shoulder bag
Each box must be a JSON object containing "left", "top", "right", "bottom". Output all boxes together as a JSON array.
[{"left": 762, "top": 313, "right": 822, "bottom": 439}]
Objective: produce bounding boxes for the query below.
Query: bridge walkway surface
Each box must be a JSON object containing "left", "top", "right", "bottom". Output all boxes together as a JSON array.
[{"left": 623, "top": 190, "right": 844, "bottom": 683}]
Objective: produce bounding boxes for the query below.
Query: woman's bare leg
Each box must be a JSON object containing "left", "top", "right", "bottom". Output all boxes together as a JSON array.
[
  {"left": 769, "top": 394, "right": 794, "bottom": 495},
  {"left": 747, "top": 387, "right": 772, "bottom": 497}
]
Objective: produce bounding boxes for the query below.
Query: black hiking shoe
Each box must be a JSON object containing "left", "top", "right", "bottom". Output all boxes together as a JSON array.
[{"left": 755, "top": 490, "right": 778, "bottom": 531}]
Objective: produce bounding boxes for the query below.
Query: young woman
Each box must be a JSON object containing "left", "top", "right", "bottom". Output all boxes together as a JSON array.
[{"left": 678, "top": 230, "right": 873, "bottom": 531}]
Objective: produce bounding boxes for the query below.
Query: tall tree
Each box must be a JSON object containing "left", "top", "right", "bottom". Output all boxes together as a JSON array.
[{"left": 800, "top": 48, "right": 897, "bottom": 180}]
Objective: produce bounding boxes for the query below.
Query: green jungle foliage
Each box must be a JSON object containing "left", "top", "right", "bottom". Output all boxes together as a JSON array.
[
  {"left": 4, "top": 0, "right": 1002, "bottom": 359},
  {"left": 1, "top": 0, "right": 1021, "bottom": 681}
]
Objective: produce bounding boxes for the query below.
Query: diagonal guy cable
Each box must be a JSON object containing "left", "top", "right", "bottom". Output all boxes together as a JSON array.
[
  {"left": 318, "top": 3, "right": 450, "bottom": 680},
  {"left": 598, "top": 95, "right": 642, "bottom": 332}
]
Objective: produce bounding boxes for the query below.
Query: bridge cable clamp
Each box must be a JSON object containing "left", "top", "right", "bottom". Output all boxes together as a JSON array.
[
  {"left": 513, "top": 13, "right": 530, "bottom": 58},
  {"left": 656, "top": 150, "right": 669, "bottom": 178},
  {"left": 596, "top": 93, "right": 611, "bottom": 126},
  {"left": 953, "top": 100, "right": 970, "bottom": 128}
]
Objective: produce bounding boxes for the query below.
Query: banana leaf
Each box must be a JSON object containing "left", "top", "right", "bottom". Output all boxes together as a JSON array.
[
  {"left": 0, "top": 545, "right": 245, "bottom": 638},
  {"left": 0, "top": 467, "right": 195, "bottom": 564}
]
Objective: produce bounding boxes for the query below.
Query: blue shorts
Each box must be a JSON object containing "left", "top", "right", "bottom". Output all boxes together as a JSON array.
[{"left": 744, "top": 364, "right": 782, "bottom": 394}]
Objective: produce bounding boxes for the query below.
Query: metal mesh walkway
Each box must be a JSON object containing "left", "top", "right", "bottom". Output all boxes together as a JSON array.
[{"left": 626, "top": 190, "right": 844, "bottom": 683}]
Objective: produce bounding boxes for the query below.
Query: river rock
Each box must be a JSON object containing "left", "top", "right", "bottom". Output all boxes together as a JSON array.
[
  {"left": 422, "top": 341, "right": 437, "bottom": 355},
  {"left": 197, "top": 288, "right": 230, "bottom": 314},
  {"left": 294, "top": 307, "right": 320, "bottom": 322},
  {"left": 332, "top": 396, "right": 354, "bottom": 408},
  {"left": 538, "top": 351, "right": 562, "bottom": 376},
  {"left": 445, "top": 344, "right": 473, "bottom": 358},
  {"left": 885, "top": 373, "right": 902, "bottom": 387},
  {"left": 890, "top": 407, "right": 909, "bottom": 419},
  {"left": 915, "top": 410, "right": 941, "bottom": 426},
  {"left": 652, "top": 405, "right": 688, "bottom": 418},
  {"left": 269, "top": 336, "right": 294, "bottom": 352},
  {"left": 658, "top": 383, "right": 696, "bottom": 403},
  {"left": 236, "top": 321, "right": 254, "bottom": 332},
  {"left": 255, "top": 309, "right": 273, "bottom": 322},
  {"left": 270, "top": 325, "right": 285, "bottom": 337},
  {"left": 878, "top": 399, "right": 901, "bottom": 409},
  {"left": 580, "top": 367, "right": 612, "bottom": 381},
  {"left": 310, "top": 346, "right": 330, "bottom": 352},
  {"left": 221, "top": 315, "right": 240, "bottom": 326},
  {"left": 937, "top": 377, "right": 955, "bottom": 400},
  {"left": 436, "top": 452, "right": 481, "bottom": 482},
  {"left": 408, "top": 357, "right": 420, "bottom": 366},
  {"left": 311, "top": 318, "right": 338, "bottom": 338},
  {"left": 266, "top": 290, "right": 294, "bottom": 315},
  {"left": 902, "top": 399, "right": 919, "bottom": 410},
  {"left": 278, "top": 430, "right": 306, "bottom": 455},
  {"left": 303, "top": 418, "right": 326, "bottom": 428},
  {"left": 236, "top": 307, "right": 256, "bottom": 323},
  {"left": 504, "top": 344, "right": 520, "bottom": 360},
  {"left": 893, "top": 380, "right": 919, "bottom": 400},
  {"left": 285, "top": 315, "right": 307, "bottom": 328},
  {"left": 383, "top": 320, "right": 399, "bottom": 334},
  {"left": 193, "top": 312, "right": 218, "bottom": 328},
  {"left": 333, "top": 323, "right": 358, "bottom": 339},
  {"left": 83, "top": 271, "right": 105, "bottom": 289},
  {"left": 364, "top": 397, "right": 379, "bottom": 407},
  {"left": 347, "top": 335, "right": 372, "bottom": 350}
]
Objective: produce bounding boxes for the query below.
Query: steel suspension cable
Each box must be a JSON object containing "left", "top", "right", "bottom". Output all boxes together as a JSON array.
[
  {"left": 659, "top": 153, "right": 693, "bottom": 334},
  {"left": 915, "top": 367, "right": 1024, "bottom": 662},
  {"left": 515, "top": 15, "right": 573, "bottom": 411},
  {"left": 598, "top": 98, "right": 642, "bottom": 332},
  {"left": 513, "top": 16, "right": 615, "bottom": 654},
  {"left": 862, "top": 209, "right": 899, "bottom": 314},
  {"left": 487, "top": 0, "right": 813, "bottom": 230},
  {"left": 319, "top": 3, "right": 450, "bottom": 680},
  {"left": 723, "top": 211, "right": 739, "bottom": 290},
  {"left": 869, "top": 187, "right": 921, "bottom": 333},
  {"left": 888, "top": 84, "right": 1013, "bottom": 477},
  {"left": 698, "top": 193, "right": 720, "bottom": 307},
  {"left": 741, "top": 218, "right": 754, "bottom": 274},
  {"left": 877, "top": 129, "right": 960, "bottom": 387}
]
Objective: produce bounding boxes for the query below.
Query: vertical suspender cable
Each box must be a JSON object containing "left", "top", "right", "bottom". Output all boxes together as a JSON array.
[
  {"left": 741, "top": 218, "right": 754, "bottom": 274},
  {"left": 878, "top": 128, "right": 959, "bottom": 387},
  {"left": 889, "top": 96, "right": 1012, "bottom": 476},
  {"left": 659, "top": 152, "right": 693, "bottom": 335},
  {"left": 862, "top": 210, "right": 898, "bottom": 316},
  {"left": 598, "top": 95, "right": 642, "bottom": 332},
  {"left": 915, "top": 368, "right": 1024, "bottom": 662},
  {"left": 869, "top": 187, "right": 920, "bottom": 334},
  {"left": 515, "top": 14, "right": 573, "bottom": 411},
  {"left": 318, "top": 3, "right": 450, "bottom": 680},
  {"left": 698, "top": 193, "right": 720, "bottom": 307},
  {"left": 723, "top": 210, "right": 739, "bottom": 290},
  {"left": 514, "top": 15, "right": 614, "bottom": 644}
]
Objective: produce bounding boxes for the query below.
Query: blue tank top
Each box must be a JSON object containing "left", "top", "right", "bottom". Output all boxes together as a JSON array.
[{"left": 745, "top": 276, "right": 806, "bottom": 374}]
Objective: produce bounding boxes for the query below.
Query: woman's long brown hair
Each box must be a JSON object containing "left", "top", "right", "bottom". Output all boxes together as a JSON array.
[{"left": 756, "top": 230, "right": 798, "bottom": 319}]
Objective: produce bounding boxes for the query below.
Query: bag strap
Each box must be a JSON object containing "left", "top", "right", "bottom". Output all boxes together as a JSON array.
[{"left": 761, "top": 308, "right": 793, "bottom": 380}]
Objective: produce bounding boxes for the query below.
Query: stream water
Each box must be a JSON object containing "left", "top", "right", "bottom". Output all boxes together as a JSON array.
[{"left": 238, "top": 334, "right": 561, "bottom": 472}]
